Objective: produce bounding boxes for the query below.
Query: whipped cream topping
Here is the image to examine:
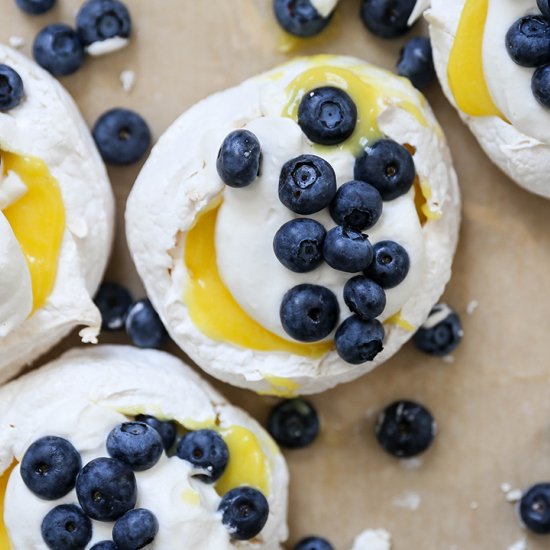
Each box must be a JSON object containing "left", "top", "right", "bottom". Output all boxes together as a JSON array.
[{"left": 0, "top": 346, "right": 288, "bottom": 550}]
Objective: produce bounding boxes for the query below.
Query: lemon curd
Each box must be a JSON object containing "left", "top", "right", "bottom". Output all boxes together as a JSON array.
[
  {"left": 447, "top": 0, "right": 505, "bottom": 119},
  {"left": 1, "top": 152, "right": 65, "bottom": 313},
  {"left": 0, "top": 462, "right": 15, "bottom": 550}
]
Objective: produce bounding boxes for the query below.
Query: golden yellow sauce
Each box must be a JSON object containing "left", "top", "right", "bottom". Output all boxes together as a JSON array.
[
  {"left": 216, "top": 426, "right": 270, "bottom": 497},
  {"left": 2, "top": 153, "right": 65, "bottom": 313},
  {"left": 0, "top": 463, "right": 15, "bottom": 550},
  {"left": 384, "top": 311, "right": 416, "bottom": 332},
  {"left": 260, "top": 375, "right": 300, "bottom": 398},
  {"left": 181, "top": 488, "right": 201, "bottom": 507},
  {"left": 447, "top": 0, "right": 505, "bottom": 119},
  {"left": 184, "top": 206, "right": 332, "bottom": 358}
]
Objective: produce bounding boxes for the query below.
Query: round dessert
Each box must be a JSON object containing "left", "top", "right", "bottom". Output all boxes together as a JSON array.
[
  {"left": 428, "top": 0, "right": 550, "bottom": 198},
  {"left": 0, "top": 45, "right": 114, "bottom": 382},
  {"left": 126, "top": 55, "right": 460, "bottom": 396},
  {"left": 0, "top": 345, "right": 288, "bottom": 549}
]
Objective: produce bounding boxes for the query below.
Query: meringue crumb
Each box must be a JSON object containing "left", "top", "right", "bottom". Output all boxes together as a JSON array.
[
  {"left": 506, "top": 489, "right": 523, "bottom": 503},
  {"left": 442, "top": 355, "right": 455, "bottom": 364},
  {"left": 500, "top": 482, "right": 512, "bottom": 493},
  {"left": 350, "top": 528, "right": 392, "bottom": 550},
  {"left": 392, "top": 491, "right": 421, "bottom": 511},
  {"left": 466, "top": 299, "right": 479, "bottom": 315},
  {"left": 86, "top": 36, "right": 129, "bottom": 57},
  {"left": 8, "top": 36, "right": 25, "bottom": 49},
  {"left": 507, "top": 538, "right": 527, "bottom": 550},
  {"left": 469, "top": 501, "right": 479, "bottom": 510},
  {"left": 120, "top": 70, "right": 137, "bottom": 93},
  {"left": 399, "top": 457, "right": 423, "bottom": 470}
]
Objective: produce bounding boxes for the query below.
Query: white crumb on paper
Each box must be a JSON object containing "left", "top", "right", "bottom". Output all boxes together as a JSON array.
[
  {"left": 507, "top": 538, "right": 527, "bottom": 550},
  {"left": 442, "top": 355, "right": 455, "bottom": 364},
  {"left": 466, "top": 300, "right": 479, "bottom": 315},
  {"left": 400, "top": 457, "right": 423, "bottom": 470},
  {"left": 120, "top": 70, "right": 136, "bottom": 93},
  {"left": 8, "top": 36, "right": 25, "bottom": 49},
  {"left": 350, "top": 529, "right": 392, "bottom": 550},
  {"left": 506, "top": 489, "right": 523, "bottom": 503},
  {"left": 469, "top": 501, "right": 479, "bottom": 510},
  {"left": 86, "top": 36, "right": 128, "bottom": 56},
  {"left": 392, "top": 491, "right": 421, "bottom": 510},
  {"left": 501, "top": 483, "right": 512, "bottom": 493}
]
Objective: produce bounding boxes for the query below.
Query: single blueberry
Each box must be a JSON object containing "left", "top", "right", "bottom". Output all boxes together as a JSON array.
[
  {"left": 76, "top": 457, "right": 137, "bottom": 521},
  {"left": 280, "top": 284, "right": 339, "bottom": 342},
  {"left": 33, "top": 24, "right": 85, "bottom": 77},
  {"left": 125, "top": 298, "right": 168, "bottom": 349},
  {"left": 360, "top": 0, "right": 417, "bottom": 39},
  {"left": 298, "top": 86, "right": 357, "bottom": 145},
  {"left": 106, "top": 422, "right": 163, "bottom": 471},
  {"left": 21, "top": 436, "right": 81, "bottom": 500},
  {"left": 268, "top": 398, "right": 319, "bottom": 448},
  {"left": 76, "top": 0, "right": 132, "bottom": 46},
  {"left": 375, "top": 400, "right": 436, "bottom": 458},
  {"left": 532, "top": 64, "right": 550, "bottom": 108},
  {"left": 279, "top": 154, "right": 337, "bottom": 215},
  {"left": 92, "top": 108, "right": 151, "bottom": 165},
  {"left": 135, "top": 414, "right": 177, "bottom": 450},
  {"left": 365, "top": 240, "right": 410, "bottom": 288},
  {"left": 335, "top": 315, "right": 384, "bottom": 364},
  {"left": 519, "top": 483, "right": 550, "bottom": 534},
  {"left": 412, "top": 304, "right": 463, "bottom": 356},
  {"left": 273, "top": 218, "right": 326, "bottom": 273},
  {"left": 538, "top": 0, "right": 550, "bottom": 18},
  {"left": 273, "top": 0, "right": 332, "bottom": 37},
  {"left": 218, "top": 487, "right": 269, "bottom": 541},
  {"left": 93, "top": 282, "right": 133, "bottom": 331},
  {"left": 0, "top": 64, "right": 25, "bottom": 111},
  {"left": 216, "top": 129, "right": 262, "bottom": 188},
  {"left": 323, "top": 226, "right": 374, "bottom": 273},
  {"left": 506, "top": 16, "right": 550, "bottom": 68},
  {"left": 41, "top": 504, "right": 92, "bottom": 550},
  {"left": 112, "top": 508, "right": 159, "bottom": 550},
  {"left": 329, "top": 180, "right": 383, "bottom": 231},
  {"left": 354, "top": 139, "right": 416, "bottom": 201},
  {"left": 397, "top": 36, "right": 436, "bottom": 90},
  {"left": 294, "top": 536, "right": 335, "bottom": 550},
  {"left": 176, "top": 429, "right": 229, "bottom": 483},
  {"left": 343, "top": 276, "right": 386, "bottom": 320},
  {"left": 91, "top": 543, "right": 117, "bottom": 550},
  {"left": 15, "top": 0, "right": 55, "bottom": 15}
]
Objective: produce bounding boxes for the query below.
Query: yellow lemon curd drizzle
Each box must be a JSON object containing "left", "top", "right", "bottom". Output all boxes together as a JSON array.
[
  {"left": 260, "top": 375, "right": 300, "bottom": 398},
  {"left": 384, "top": 310, "right": 415, "bottom": 332},
  {"left": 216, "top": 426, "right": 271, "bottom": 497},
  {"left": 0, "top": 462, "right": 15, "bottom": 550},
  {"left": 184, "top": 206, "right": 331, "bottom": 358},
  {"left": 2, "top": 152, "right": 65, "bottom": 313},
  {"left": 447, "top": 0, "right": 505, "bottom": 119}
]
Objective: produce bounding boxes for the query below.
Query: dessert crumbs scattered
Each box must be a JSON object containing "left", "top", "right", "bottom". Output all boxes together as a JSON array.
[
  {"left": 500, "top": 482, "right": 512, "bottom": 493},
  {"left": 506, "top": 489, "right": 523, "bottom": 503},
  {"left": 442, "top": 355, "right": 455, "bottom": 364},
  {"left": 399, "top": 457, "right": 423, "bottom": 470},
  {"left": 469, "top": 501, "right": 479, "bottom": 510},
  {"left": 466, "top": 299, "right": 479, "bottom": 315},
  {"left": 507, "top": 538, "right": 527, "bottom": 550},
  {"left": 392, "top": 491, "right": 421, "bottom": 510},
  {"left": 120, "top": 70, "right": 137, "bottom": 93},
  {"left": 8, "top": 36, "right": 25, "bottom": 49}
]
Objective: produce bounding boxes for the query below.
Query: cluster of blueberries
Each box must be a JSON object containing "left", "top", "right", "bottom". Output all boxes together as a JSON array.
[
  {"left": 217, "top": 85, "right": 416, "bottom": 365},
  {"left": 21, "top": 416, "right": 270, "bottom": 549},
  {"left": 506, "top": 0, "right": 550, "bottom": 108}
]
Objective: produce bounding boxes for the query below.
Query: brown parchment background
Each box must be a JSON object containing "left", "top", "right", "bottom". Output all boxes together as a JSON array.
[{"left": 3, "top": 1, "right": 550, "bottom": 548}]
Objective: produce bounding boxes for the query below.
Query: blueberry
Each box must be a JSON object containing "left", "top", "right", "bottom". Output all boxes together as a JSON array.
[
  {"left": 135, "top": 414, "right": 177, "bottom": 450},
  {"left": 273, "top": 218, "right": 326, "bottom": 273},
  {"left": 125, "top": 298, "right": 168, "bottom": 349},
  {"left": 354, "top": 139, "right": 416, "bottom": 201},
  {"left": 33, "top": 24, "right": 85, "bottom": 77},
  {"left": 176, "top": 429, "right": 229, "bottom": 483},
  {"left": 216, "top": 129, "right": 262, "bottom": 188},
  {"left": 335, "top": 315, "right": 384, "bottom": 364},
  {"left": 323, "top": 226, "right": 374, "bottom": 273},
  {"left": 360, "top": 0, "right": 417, "bottom": 39},
  {"left": 91, "top": 543, "right": 117, "bottom": 550},
  {"left": 92, "top": 108, "right": 151, "bottom": 166},
  {"left": 329, "top": 180, "right": 383, "bottom": 230},
  {"left": 218, "top": 487, "right": 269, "bottom": 541},
  {"left": 113, "top": 508, "right": 159, "bottom": 550},
  {"left": 41, "top": 504, "right": 92, "bottom": 550},
  {"left": 21, "top": 436, "right": 81, "bottom": 500},
  {"left": 532, "top": 64, "right": 550, "bottom": 108},
  {"left": 76, "top": 457, "right": 137, "bottom": 521},
  {"left": 273, "top": 0, "right": 332, "bottom": 37},
  {"left": 506, "top": 16, "right": 550, "bottom": 68},
  {"left": 397, "top": 36, "right": 436, "bottom": 90},
  {"left": 76, "top": 0, "right": 132, "bottom": 46},
  {"left": 519, "top": 483, "right": 550, "bottom": 534},
  {"left": 375, "top": 400, "right": 436, "bottom": 458},
  {"left": 294, "top": 537, "right": 334, "bottom": 550},
  {"left": 412, "top": 304, "right": 462, "bottom": 356},
  {"left": 268, "top": 398, "right": 319, "bottom": 448},
  {"left": 280, "top": 284, "right": 339, "bottom": 342},
  {"left": 93, "top": 282, "right": 133, "bottom": 331},
  {"left": 279, "top": 154, "right": 337, "bottom": 215},
  {"left": 343, "top": 276, "right": 386, "bottom": 320},
  {"left": 365, "top": 240, "right": 410, "bottom": 289},
  {"left": 538, "top": 0, "right": 550, "bottom": 19},
  {"left": 298, "top": 87, "right": 357, "bottom": 146},
  {"left": 15, "top": 0, "right": 55, "bottom": 15},
  {"left": 106, "top": 422, "right": 163, "bottom": 471},
  {"left": 0, "top": 64, "right": 24, "bottom": 111}
]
